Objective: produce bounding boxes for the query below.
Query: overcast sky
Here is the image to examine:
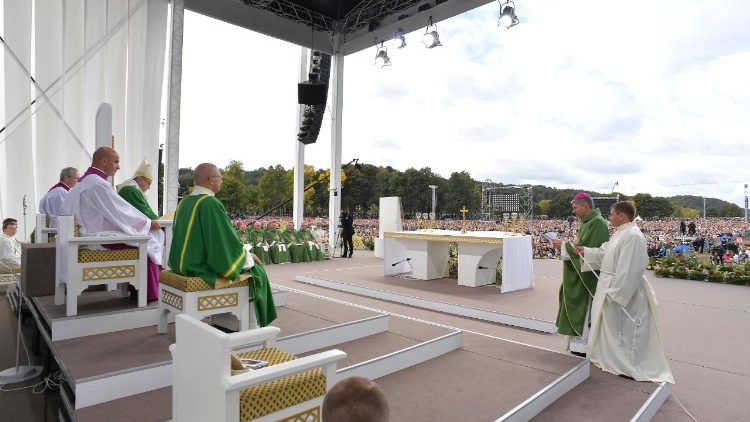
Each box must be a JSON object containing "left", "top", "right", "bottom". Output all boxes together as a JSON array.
[{"left": 178, "top": 0, "right": 750, "bottom": 207}]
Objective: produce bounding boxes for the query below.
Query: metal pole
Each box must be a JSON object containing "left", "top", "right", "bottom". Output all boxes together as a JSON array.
[
  {"left": 703, "top": 197, "right": 706, "bottom": 219},
  {"left": 429, "top": 185, "right": 437, "bottom": 216},
  {"left": 744, "top": 184, "right": 748, "bottom": 224},
  {"left": 293, "top": 47, "right": 309, "bottom": 230},
  {"left": 328, "top": 50, "right": 344, "bottom": 248}
]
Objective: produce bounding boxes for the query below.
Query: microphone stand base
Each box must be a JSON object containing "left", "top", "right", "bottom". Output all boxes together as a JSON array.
[{"left": 0, "top": 365, "right": 42, "bottom": 384}]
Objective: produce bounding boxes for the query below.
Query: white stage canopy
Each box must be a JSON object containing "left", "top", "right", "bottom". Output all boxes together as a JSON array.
[{"left": 1, "top": 0, "right": 168, "bottom": 238}]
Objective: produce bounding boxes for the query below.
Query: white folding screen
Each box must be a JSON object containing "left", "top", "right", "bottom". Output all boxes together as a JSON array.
[{"left": 1, "top": 0, "right": 168, "bottom": 237}]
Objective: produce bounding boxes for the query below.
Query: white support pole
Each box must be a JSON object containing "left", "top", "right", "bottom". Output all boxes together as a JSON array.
[
  {"left": 293, "top": 48, "right": 309, "bottom": 230},
  {"left": 163, "top": 0, "right": 184, "bottom": 214},
  {"left": 328, "top": 52, "right": 344, "bottom": 248}
]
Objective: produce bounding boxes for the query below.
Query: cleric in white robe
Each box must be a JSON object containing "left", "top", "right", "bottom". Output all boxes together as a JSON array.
[
  {"left": 576, "top": 201, "right": 674, "bottom": 383},
  {"left": 39, "top": 167, "right": 79, "bottom": 228},
  {"left": 1, "top": 218, "right": 22, "bottom": 271},
  {"left": 60, "top": 147, "right": 163, "bottom": 301}
]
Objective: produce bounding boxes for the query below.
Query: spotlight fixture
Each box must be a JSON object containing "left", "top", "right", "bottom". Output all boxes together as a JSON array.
[
  {"left": 498, "top": 0, "right": 519, "bottom": 29},
  {"left": 374, "top": 42, "right": 391, "bottom": 68},
  {"left": 422, "top": 17, "right": 442, "bottom": 49},
  {"left": 394, "top": 28, "right": 407, "bottom": 49}
]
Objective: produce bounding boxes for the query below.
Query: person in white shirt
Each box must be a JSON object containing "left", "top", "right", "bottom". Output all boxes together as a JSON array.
[{"left": 1, "top": 218, "right": 22, "bottom": 271}]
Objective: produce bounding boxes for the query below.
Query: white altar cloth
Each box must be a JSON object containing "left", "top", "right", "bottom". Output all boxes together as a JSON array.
[{"left": 383, "top": 230, "right": 533, "bottom": 293}]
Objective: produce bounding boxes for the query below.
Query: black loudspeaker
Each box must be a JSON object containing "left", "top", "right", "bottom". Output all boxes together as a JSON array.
[{"left": 298, "top": 82, "right": 328, "bottom": 105}]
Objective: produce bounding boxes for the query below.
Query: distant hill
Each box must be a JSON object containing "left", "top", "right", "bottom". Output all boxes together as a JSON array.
[{"left": 668, "top": 195, "right": 733, "bottom": 211}]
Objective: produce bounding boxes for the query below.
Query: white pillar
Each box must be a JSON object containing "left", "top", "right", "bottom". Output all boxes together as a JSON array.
[
  {"left": 328, "top": 53, "right": 344, "bottom": 247},
  {"left": 163, "top": 0, "right": 184, "bottom": 214},
  {"left": 293, "top": 48, "right": 309, "bottom": 230}
]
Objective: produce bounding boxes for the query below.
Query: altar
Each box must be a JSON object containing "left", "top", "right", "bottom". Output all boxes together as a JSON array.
[{"left": 383, "top": 230, "right": 533, "bottom": 293}]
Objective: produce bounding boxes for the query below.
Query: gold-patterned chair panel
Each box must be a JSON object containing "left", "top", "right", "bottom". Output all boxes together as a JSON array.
[
  {"left": 237, "top": 348, "right": 326, "bottom": 422},
  {"left": 0, "top": 267, "right": 21, "bottom": 274},
  {"left": 159, "top": 270, "right": 251, "bottom": 292},
  {"left": 78, "top": 248, "right": 139, "bottom": 263}
]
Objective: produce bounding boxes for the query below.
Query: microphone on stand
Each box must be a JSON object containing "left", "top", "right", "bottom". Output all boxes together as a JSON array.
[
  {"left": 567, "top": 215, "right": 575, "bottom": 236},
  {"left": 391, "top": 257, "right": 411, "bottom": 267},
  {"left": 478, "top": 265, "right": 491, "bottom": 270}
]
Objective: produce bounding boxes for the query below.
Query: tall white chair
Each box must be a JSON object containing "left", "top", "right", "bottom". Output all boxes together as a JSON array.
[
  {"left": 54, "top": 216, "right": 149, "bottom": 316},
  {"left": 34, "top": 213, "right": 57, "bottom": 244},
  {"left": 171, "top": 314, "right": 346, "bottom": 422}
]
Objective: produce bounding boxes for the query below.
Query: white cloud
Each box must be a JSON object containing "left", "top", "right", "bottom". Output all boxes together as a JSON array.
[{"left": 178, "top": 1, "right": 750, "bottom": 207}]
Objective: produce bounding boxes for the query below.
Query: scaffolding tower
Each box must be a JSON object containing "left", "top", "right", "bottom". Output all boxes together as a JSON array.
[{"left": 481, "top": 180, "right": 533, "bottom": 221}]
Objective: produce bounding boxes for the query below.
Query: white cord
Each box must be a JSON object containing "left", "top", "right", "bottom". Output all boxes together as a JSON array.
[{"left": 670, "top": 390, "right": 699, "bottom": 422}]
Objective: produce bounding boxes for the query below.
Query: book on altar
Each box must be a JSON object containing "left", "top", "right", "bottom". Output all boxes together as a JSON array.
[{"left": 241, "top": 358, "right": 269, "bottom": 370}]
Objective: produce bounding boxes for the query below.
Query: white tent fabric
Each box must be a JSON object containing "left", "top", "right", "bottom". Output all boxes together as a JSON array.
[{"left": 1, "top": 0, "right": 168, "bottom": 238}]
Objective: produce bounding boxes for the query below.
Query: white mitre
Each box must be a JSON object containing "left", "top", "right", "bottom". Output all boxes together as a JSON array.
[{"left": 116, "top": 158, "right": 153, "bottom": 191}]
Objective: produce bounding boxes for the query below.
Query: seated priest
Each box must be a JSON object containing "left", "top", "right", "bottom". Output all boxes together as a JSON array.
[
  {"left": 39, "top": 167, "right": 80, "bottom": 228},
  {"left": 1, "top": 218, "right": 22, "bottom": 272},
  {"left": 117, "top": 158, "right": 166, "bottom": 263},
  {"left": 168, "top": 163, "right": 276, "bottom": 326},
  {"left": 60, "top": 147, "right": 163, "bottom": 301}
]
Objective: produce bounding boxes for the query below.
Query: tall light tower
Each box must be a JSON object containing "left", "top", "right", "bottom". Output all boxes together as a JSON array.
[
  {"left": 702, "top": 196, "right": 706, "bottom": 219},
  {"left": 744, "top": 184, "right": 748, "bottom": 224},
  {"left": 429, "top": 185, "right": 438, "bottom": 216}
]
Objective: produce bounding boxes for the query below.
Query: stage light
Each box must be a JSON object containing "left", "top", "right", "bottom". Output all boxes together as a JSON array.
[
  {"left": 374, "top": 43, "right": 391, "bottom": 67},
  {"left": 394, "top": 28, "right": 407, "bottom": 49},
  {"left": 498, "top": 0, "right": 519, "bottom": 29},
  {"left": 422, "top": 17, "right": 442, "bottom": 49}
]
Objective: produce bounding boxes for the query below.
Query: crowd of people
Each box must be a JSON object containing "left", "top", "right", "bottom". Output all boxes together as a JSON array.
[{"left": 229, "top": 214, "right": 749, "bottom": 259}]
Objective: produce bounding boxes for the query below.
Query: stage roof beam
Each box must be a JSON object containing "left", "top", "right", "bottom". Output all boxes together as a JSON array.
[{"left": 185, "top": 0, "right": 335, "bottom": 54}]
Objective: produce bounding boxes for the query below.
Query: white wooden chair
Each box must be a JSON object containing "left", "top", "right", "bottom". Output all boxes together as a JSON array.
[
  {"left": 54, "top": 215, "right": 149, "bottom": 316},
  {"left": 34, "top": 213, "right": 57, "bottom": 244},
  {"left": 170, "top": 314, "right": 346, "bottom": 422},
  {"left": 157, "top": 219, "right": 173, "bottom": 269},
  {"left": 157, "top": 270, "right": 257, "bottom": 334}
]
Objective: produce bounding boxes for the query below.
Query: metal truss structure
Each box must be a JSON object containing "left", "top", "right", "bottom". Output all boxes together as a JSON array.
[
  {"left": 239, "top": 0, "right": 336, "bottom": 32},
  {"left": 241, "top": 0, "right": 425, "bottom": 34},
  {"left": 481, "top": 180, "right": 533, "bottom": 221}
]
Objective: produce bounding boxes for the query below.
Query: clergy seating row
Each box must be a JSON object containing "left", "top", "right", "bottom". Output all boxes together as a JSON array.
[
  {"left": 171, "top": 314, "right": 346, "bottom": 422},
  {"left": 55, "top": 215, "right": 149, "bottom": 316},
  {"left": 158, "top": 270, "right": 257, "bottom": 334}
]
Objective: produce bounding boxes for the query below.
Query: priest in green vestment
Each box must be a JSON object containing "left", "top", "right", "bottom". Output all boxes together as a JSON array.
[
  {"left": 554, "top": 192, "right": 609, "bottom": 355},
  {"left": 264, "top": 223, "right": 291, "bottom": 264},
  {"left": 250, "top": 221, "right": 271, "bottom": 264},
  {"left": 299, "top": 228, "right": 325, "bottom": 261},
  {"left": 168, "top": 163, "right": 276, "bottom": 326}
]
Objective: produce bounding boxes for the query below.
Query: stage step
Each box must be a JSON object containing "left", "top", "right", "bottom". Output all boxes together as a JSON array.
[
  {"left": 295, "top": 273, "right": 557, "bottom": 332},
  {"left": 31, "top": 289, "right": 287, "bottom": 341}
]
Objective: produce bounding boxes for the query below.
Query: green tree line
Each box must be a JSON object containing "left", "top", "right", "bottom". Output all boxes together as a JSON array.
[{"left": 176, "top": 161, "right": 743, "bottom": 219}]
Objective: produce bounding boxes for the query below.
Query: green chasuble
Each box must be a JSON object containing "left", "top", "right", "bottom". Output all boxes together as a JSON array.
[
  {"left": 555, "top": 208, "right": 609, "bottom": 336},
  {"left": 299, "top": 230, "right": 325, "bottom": 261},
  {"left": 264, "top": 229, "right": 290, "bottom": 264},
  {"left": 118, "top": 185, "right": 158, "bottom": 220},
  {"left": 247, "top": 228, "right": 271, "bottom": 265},
  {"left": 169, "top": 194, "right": 276, "bottom": 326}
]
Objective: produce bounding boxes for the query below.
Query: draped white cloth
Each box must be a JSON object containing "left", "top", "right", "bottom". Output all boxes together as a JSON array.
[
  {"left": 501, "top": 235, "right": 534, "bottom": 293},
  {"left": 61, "top": 172, "right": 164, "bottom": 266},
  {"left": 1, "top": 0, "right": 168, "bottom": 238},
  {"left": 39, "top": 186, "right": 70, "bottom": 228},
  {"left": 582, "top": 221, "right": 674, "bottom": 384}
]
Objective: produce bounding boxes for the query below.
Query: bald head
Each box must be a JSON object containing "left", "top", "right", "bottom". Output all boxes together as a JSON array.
[
  {"left": 91, "top": 147, "right": 120, "bottom": 177},
  {"left": 322, "top": 377, "right": 389, "bottom": 422},
  {"left": 194, "top": 163, "right": 222, "bottom": 193}
]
